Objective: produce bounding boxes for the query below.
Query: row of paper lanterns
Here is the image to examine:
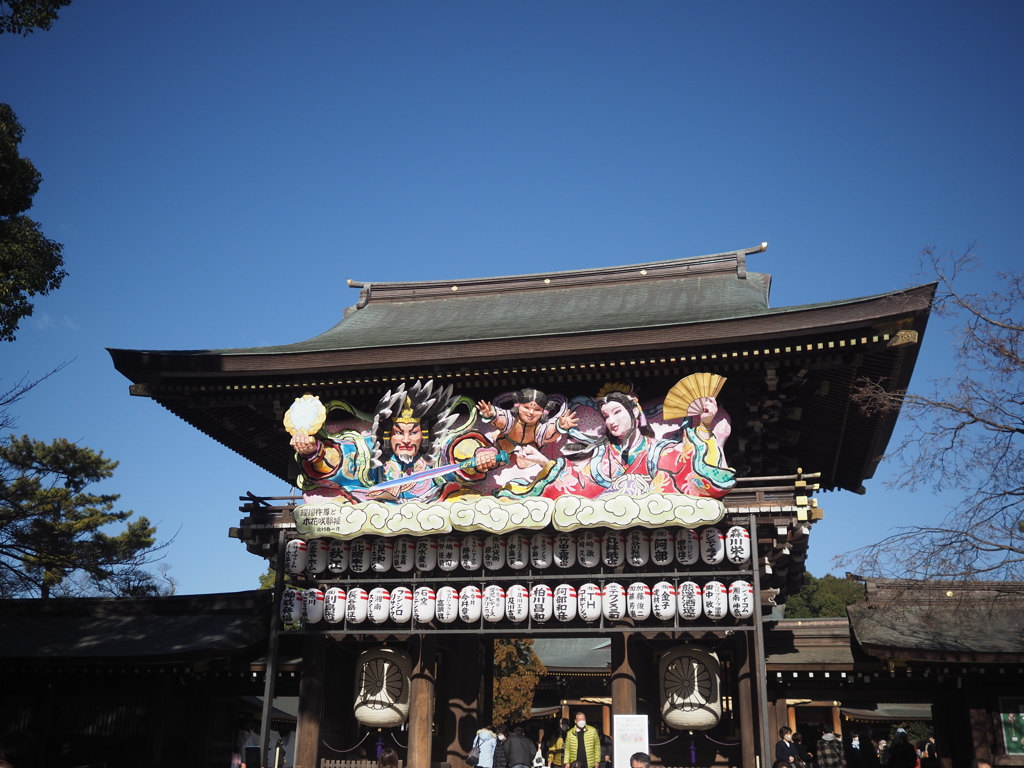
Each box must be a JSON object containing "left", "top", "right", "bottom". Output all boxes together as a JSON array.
[
  {"left": 281, "top": 579, "right": 756, "bottom": 626},
  {"left": 284, "top": 526, "right": 751, "bottom": 575}
]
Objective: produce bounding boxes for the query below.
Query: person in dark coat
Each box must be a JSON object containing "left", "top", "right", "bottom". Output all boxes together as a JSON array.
[
  {"left": 505, "top": 726, "right": 535, "bottom": 768},
  {"left": 493, "top": 726, "right": 509, "bottom": 768},
  {"left": 777, "top": 727, "right": 802, "bottom": 766}
]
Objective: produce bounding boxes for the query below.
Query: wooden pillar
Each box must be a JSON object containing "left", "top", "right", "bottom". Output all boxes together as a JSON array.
[
  {"left": 788, "top": 705, "right": 797, "bottom": 733},
  {"left": 295, "top": 635, "right": 327, "bottom": 768},
  {"left": 769, "top": 697, "right": 787, "bottom": 744},
  {"left": 409, "top": 636, "right": 437, "bottom": 768},
  {"left": 736, "top": 634, "right": 756, "bottom": 768},
  {"left": 610, "top": 634, "right": 636, "bottom": 716},
  {"left": 444, "top": 636, "right": 483, "bottom": 768},
  {"left": 969, "top": 707, "right": 993, "bottom": 762},
  {"left": 832, "top": 706, "right": 842, "bottom": 738}
]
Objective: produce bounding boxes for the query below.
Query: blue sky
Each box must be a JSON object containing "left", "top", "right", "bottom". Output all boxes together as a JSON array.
[{"left": 2, "top": 1, "right": 1021, "bottom": 595}]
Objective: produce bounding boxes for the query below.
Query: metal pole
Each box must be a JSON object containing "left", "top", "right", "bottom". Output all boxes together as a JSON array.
[
  {"left": 750, "top": 513, "right": 771, "bottom": 768},
  {"left": 260, "top": 530, "right": 287, "bottom": 768}
]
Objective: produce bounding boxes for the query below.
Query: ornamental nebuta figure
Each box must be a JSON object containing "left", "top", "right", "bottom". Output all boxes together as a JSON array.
[{"left": 476, "top": 387, "right": 578, "bottom": 468}]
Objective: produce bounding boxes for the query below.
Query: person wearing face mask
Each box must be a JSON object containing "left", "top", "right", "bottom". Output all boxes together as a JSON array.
[
  {"left": 547, "top": 719, "right": 570, "bottom": 768},
  {"left": 493, "top": 726, "right": 509, "bottom": 768},
  {"left": 563, "top": 713, "right": 601, "bottom": 768}
]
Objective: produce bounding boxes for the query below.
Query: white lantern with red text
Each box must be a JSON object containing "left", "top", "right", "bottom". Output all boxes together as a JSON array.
[
  {"left": 415, "top": 537, "right": 438, "bottom": 571},
  {"left": 602, "top": 582, "right": 626, "bottom": 621},
  {"left": 506, "top": 533, "right": 528, "bottom": 570},
  {"left": 577, "top": 583, "right": 602, "bottom": 622},
  {"left": 368, "top": 587, "right": 391, "bottom": 624},
  {"left": 393, "top": 537, "right": 416, "bottom": 573},
  {"left": 459, "top": 585, "right": 482, "bottom": 623},
  {"left": 554, "top": 584, "right": 577, "bottom": 622},
  {"left": 328, "top": 540, "right": 350, "bottom": 574},
  {"left": 506, "top": 585, "right": 529, "bottom": 623},
  {"left": 390, "top": 586, "right": 413, "bottom": 624},
  {"left": 700, "top": 528, "right": 725, "bottom": 565},
  {"left": 461, "top": 535, "right": 483, "bottom": 571},
  {"left": 324, "top": 587, "right": 346, "bottom": 624},
  {"left": 484, "top": 535, "right": 506, "bottom": 570},
  {"left": 412, "top": 586, "right": 436, "bottom": 623},
  {"left": 530, "top": 584, "right": 553, "bottom": 623},
  {"left": 349, "top": 538, "right": 372, "bottom": 573},
  {"left": 652, "top": 581, "right": 676, "bottom": 621},
  {"left": 346, "top": 587, "right": 368, "bottom": 624},
  {"left": 651, "top": 530, "right": 675, "bottom": 567},
  {"left": 675, "top": 530, "right": 700, "bottom": 566},
  {"left": 677, "top": 582, "right": 702, "bottom": 621},
  {"left": 577, "top": 532, "right": 601, "bottom": 568},
  {"left": 371, "top": 537, "right": 394, "bottom": 573},
  {"left": 303, "top": 588, "right": 325, "bottom": 624},
  {"left": 554, "top": 532, "right": 576, "bottom": 568},
  {"left": 285, "top": 539, "right": 308, "bottom": 574},
  {"left": 725, "top": 526, "right": 751, "bottom": 565},
  {"left": 627, "top": 582, "right": 652, "bottom": 620},
  {"left": 728, "top": 580, "right": 755, "bottom": 619},
  {"left": 435, "top": 586, "right": 459, "bottom": 624},
  {"left": 702, "top": 580, "right": 728, "bottom": 620},
  {"left": 437, "top": 536, "right": 460, "bottom": 572},
  {"left": 306, "top": 540, "right": 330, "bottom": 574},
  {"left": 280, "top": 586, "right": 303, "bottom": 625},
  {"left": 602, "top": 532, "right": 625, "bottom": 567},
  {"left": 627, "top": 530, "right": 650, "bottom": 567},
  {"left": 531, "top": 533, "right": 553, "bottom": 569},
  {"left": 482, "top": 585, "right": 506, "bottom": 623}
]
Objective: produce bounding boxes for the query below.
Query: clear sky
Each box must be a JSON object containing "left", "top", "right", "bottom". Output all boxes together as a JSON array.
[{"left": 2, "top": 1, "right": 1021, "bottom": 595}]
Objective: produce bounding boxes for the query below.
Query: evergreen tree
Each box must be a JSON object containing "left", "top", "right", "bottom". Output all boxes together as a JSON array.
[
  {"left": 493, "top": 638, "right": 547, "bottom": 725},
  {"left": 785, "top": 573, "right": 866, "bottom": 618}
]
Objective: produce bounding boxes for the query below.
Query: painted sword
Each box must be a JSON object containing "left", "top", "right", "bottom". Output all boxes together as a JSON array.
[{"left": 365, "top": 450, "right": 510, "bottom": 492}]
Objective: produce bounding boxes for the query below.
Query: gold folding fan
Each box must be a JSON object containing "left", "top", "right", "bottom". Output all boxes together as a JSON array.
[{"left": 663, "top": 373, "right": 727, "bottom": 420}]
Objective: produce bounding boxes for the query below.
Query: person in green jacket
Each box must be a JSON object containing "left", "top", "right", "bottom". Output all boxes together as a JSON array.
[{"left": 563, "top": 713, "right": 601, "bottom": 768}]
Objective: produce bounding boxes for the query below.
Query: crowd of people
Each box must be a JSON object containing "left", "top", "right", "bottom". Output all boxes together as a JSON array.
[{"left": 774, "top": 725, "right": 940, "bottom": 768}]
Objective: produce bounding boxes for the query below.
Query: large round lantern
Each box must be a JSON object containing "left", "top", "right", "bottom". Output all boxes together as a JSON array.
[
  {"left": 602, "top": 582, "right": 626, "bottom": 621},
  {"left": 700, "top": 528, "right": 725, "bottom": 565},
  {"left": 390, "top": 586, "right": 413, "bottom": 624},
  {"left": 354, "top": 647, "right": 412, "bottom": 728},
  {"left": 530, "top": 584, "right": 553, "bottom": 623},
  {"left": 675, "top": 529, "right": 700, "bottom": 566},
  {"left": 728, "top": 580, "right": 755, "bottom": 619},
  {"left": 328, "top": 540, "right": 351, "bottom": 574},
  {"left": 726, "top": 526, "right": 752, "bottom": 565},
  {"left": 577, "top": 532, "right": 601, "bottom": 568},
  {"left": 530, "top": 533, "right": 553, "bottom": 569},
  {"left": 393, "top": 537, "right": 416, "bottom": 573},
  {"left": 627, "top": 530, "right": 650, "bottom": 567},
  {"left": 349, "top": 538, "right": 372, "bottom": 573},
  {"left": 652, "top": 581, "right": 676, "bottom": 621},
  {"left": 627, "top": 582, "right": 652, "bottom": 620},
  {"left": 506, "top": 533, "right": 529, "bottom": 570},
  {"left": 554, "top": 584, "right": 577, "bottom": 622},
  {"left": 346, "top": 587, "right": 368, "bottom": 624},
  {"left": 435, "top": 586, "right": 459, "bottom": 624},
  {"left": 285, "top": 539, "right": 308, "bottom": 574},
  {"left": 367, "top": 587, "right": 391, "bottom": 624},
  {"left": 412, "top": 586, "right": 436, "bottom": 623},
  {"left": 437, "top": 536, "right": 460, "bottom": 572},
  {"left": 483, "top": 535, "right": 505, "bottom": 570},
  {"left": 659, "top": 646, "right": 722, "bottom": 730},
  {"left": 602, "top": 532, "right": 625, "bottom": 567},
  {"left": 506, "top": 585, "right": 529, "bottom": 623},
  {"left": 577, "top": 583, "right": 602, "bottom": 622},
  {"left": 677, "top": 581, "right": 702, "bottom": 620},
  {"left": 324, "top": 587, "right": 347, "bottom": 624},
  {"left": 306, "top": 539, "right": 330, "bottom": 574},
  {"left": 554, "top": 533, "right": 575, "bottom": 568},
  {"left": 459, "top": 585, "right": 482, "bottom": 623},
  {"left": 280, "top": 586, "right": 303, "bottom": 625},
  {"left": 415, "top": 537, "right": 437, "bottom": 571},
  {"left": 461, "top": 535, "right": 483, "bottom": 571},
  {"left": 303, "top": 588, "right": 325, "bottom": 624},
  {"left": 371, "top": 537, "right": 394, "bottom": 573},
  {"left": 651, "top": 530, "right": 674, "bottom": 567},
  {"left": 702, "top": 580, "right": 728, "bottom": 620},
  {"left": 482, "top": 585, "right": 506, "bottom": 623}
]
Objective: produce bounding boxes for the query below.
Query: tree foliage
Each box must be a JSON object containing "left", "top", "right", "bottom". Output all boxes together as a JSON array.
[
  {"left": 784, "top": 573, "right": 866, "bottom": 618},
  {"left": 0, "top": 0, "right": 72, "bottom": 35},
  {"left": 843, "top": 246, "right": 1024, "bottom": 580},
  {"left": 0, "top": 103, "right": 66, "bottom": 342},
  {"left": 493, "top": 638, "right": 547, "bottom": 725},
  {"left": 0, "top": 435, "right": 161, "bottom": 598}
]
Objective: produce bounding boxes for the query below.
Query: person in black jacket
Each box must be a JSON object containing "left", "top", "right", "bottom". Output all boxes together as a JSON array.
[
  {"left": 493, "top": 726, "right": 509, "bottom": 768},
  {"left": 505, "top": 726, "right": 535, "bottom": 768},
  {"left": 777, "top": 727, "right": 802, "bottom": 766}
]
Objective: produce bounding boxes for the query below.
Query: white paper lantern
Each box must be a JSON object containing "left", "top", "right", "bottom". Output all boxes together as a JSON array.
[
  {"left": 354, "top": 647, "right": 412, "bottom": 728},
  {"left": 652, "top": 581, "right": 676, "bottom": 621},
  {"left": 324, "top": 587, "right": 347, "bottom": 624},
  {"left": 675, "top": 529, "right": 700, "bottom": 566},
  {"left": 651, "top": 530, "right": 675, "bottom": 567},
  {"left": 461, "top": 535, "right": 483, "bottom": 571},
  {"left": 482, "top": 584, "right": 506, "bottom": 623},
  {"left": 390, "top": 586, "right": 413, "bottom": 623},
  {"left": 349, "top": 538, "right": 372, "bottom": 573},
  {"left": 577, "top": 532, "right": 601, "bottom": 568},
  {"left": 554, "top": 532, "right": 575, "bottom": 568},
  {"left": 435, "top": 586, "right": 459, "bottom": 624},
  {"left": 530, "top": 584, "right": 553, "bottom": 622},
  {"left": 306, "top": 539, "right": 330, "bottom": 574},
  {"left": 280, "top": 586, "right": 303, "bottom": 625},
  {"left": 346, "top": 587, "right": 368, "bottom": 624},
  {"left": 506, "top": 584, "right": 529, "bottom": 623},
  {"left": 412, "top": 586, "right": 436, "bottom": 623},
  {"left": 725, "top": 526, "right": 752, "bottom": 564},
  {"left": 602, "top": 532, "right": 625, "bottom": 567},
  {"left": 702, "top": 580, "right": 728, "bottom": 620},
  {"left": 484, "top": 535, "right": 506, "bottom": 570},
  {"left": 393, "top": 537, "right": 416, "bottom": 573},
  {"left": 700, "top": 528, "right": 725, "bottom": 565},
  {"left": 368, "top": 587, "right": 391, "bottom": 624},
  {"left": 602, "top": 582, "right": 626, "bottom": 621},
  {"left": 285, "top": 539, "right": 308, "bottom": 574},
  {"left": 459, "top": 585, "right": 482, "bottom": 623},
  {"left": 371, "top": 537, "right": 394, "bottom": 573},
  {"left": 507, "top": 533, "right": 529, "bottom": 570},
  {"left": 659, "top": 646, "right": 722, "bottom": 730},
  {"left": 577, "top": 583, "right": 602, "bottom": 622},
  {"left": 530, "top": 533, "right": 553, "bottom": 569},
  {"left": 554, "top": 584, "right": 577, "bottom": 622},
  {"left": 303, "top": 588, "right": 325, "bottom": 624},
  {"left": 728, "top": 580, "right": 755, "bottom": 619},
  {"left": 437, "top": 536, "right": 460, "bottom": 572},
  {"left": 415, "top": 537, "right": 437, "bottom": 571},
  {"left": 627, "top": 582, "right": 652, "bottom": 620},
  {"left": 627, "top": 530, "right": 651, "bottom": 567},
  {"left": 328, "top": 540, "right": 350, "bottom": 574},
  {"left": 677, "top": 581, "right": 703, "bottom": 620}
]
